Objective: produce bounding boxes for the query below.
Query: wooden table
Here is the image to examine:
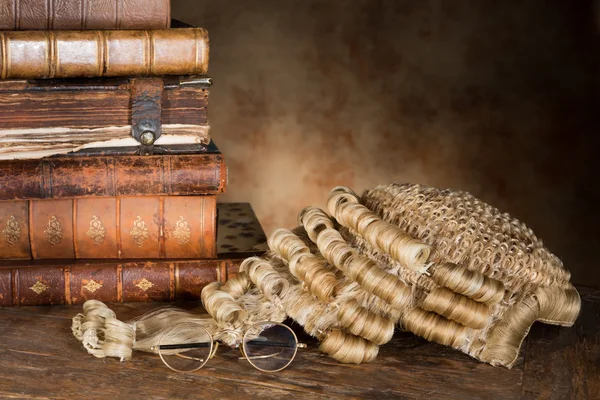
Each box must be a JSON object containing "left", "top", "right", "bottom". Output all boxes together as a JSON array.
[{"left": 0, "top": 286, "right": 597, "bottom": 399}]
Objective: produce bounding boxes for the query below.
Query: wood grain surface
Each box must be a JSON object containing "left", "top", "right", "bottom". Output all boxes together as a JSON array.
[{"left": 0, "top": 285, "right": 597, "bottom": 399}]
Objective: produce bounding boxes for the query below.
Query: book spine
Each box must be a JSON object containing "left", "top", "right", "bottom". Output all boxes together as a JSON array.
[
  {"left": 0, "top": 79, "right": 209, "bottom": 131},
  {"left": 0, "top": 196, "right": 217, "bottom": 260},
  {"left": 0, "top": 258, "right": 241, "bottom": 306},
  {"left": 0, "top": 0, "right": 171, "bottom": 30},
  {"left": 0, "top": 28, "right": 208, "bottom": 79},
  {"left": 0, "top": 153, "right": 227, "bottom": 200}
]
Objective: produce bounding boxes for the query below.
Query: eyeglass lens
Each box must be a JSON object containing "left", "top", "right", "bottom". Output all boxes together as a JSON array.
[
  {"left": 243, "top": 322, "right": 298, "bottom": 372},
  {"left": 157, "top": 322, "right": 213, "bottom": 372}
]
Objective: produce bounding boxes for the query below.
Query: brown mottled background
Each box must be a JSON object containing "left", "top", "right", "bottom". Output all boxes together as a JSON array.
[{"left": 172, "top": 0, "right": 599, "bottom": 287}]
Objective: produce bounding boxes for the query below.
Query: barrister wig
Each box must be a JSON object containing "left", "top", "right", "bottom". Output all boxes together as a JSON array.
[
  {"left": 207, "top": 183, "right": 580, "bottom": 368},
  {"left": 73, "top": 183, "right": 580, "bottom": 368}
]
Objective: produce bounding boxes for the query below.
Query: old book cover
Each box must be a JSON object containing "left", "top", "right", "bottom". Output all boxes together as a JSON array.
[
  {"left": 0, "top": 196, "right": 217, "bottom": 260},
  {"left": 0, "top": 142, "right": 227, "bottom": 200},
  {"left": 0, "top": 0, "right": 171, "bottom": 30},
  {"left": 0, "top": 76, "right": 211, "bottom": 160},
  {"left": 0, "top": 27, "right": 208, "bottom": 80},
  {"left": 0, "top": 203, "right": 268, "bottom": 306}
]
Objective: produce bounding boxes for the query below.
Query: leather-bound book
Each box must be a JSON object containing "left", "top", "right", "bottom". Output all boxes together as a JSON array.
[
  {"left": 0, "top": 203, "right": 268, "bottom": 306},
  {"left": 0, "top": 195, "right": 217, "bottom": 260},
  {"left": 0, "top": 27, "right": 208, "bottom": 79},
  {"left": 0, "top": 142, "right": 227, "bottom": 201},
  {"left": 0, "top": 0, "right": 171, "bottom": 30},
  {"left": 0, "top": 76, "right": 211, "bottom": 160}
]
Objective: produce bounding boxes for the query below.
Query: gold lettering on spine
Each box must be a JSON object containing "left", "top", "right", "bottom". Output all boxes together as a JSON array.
[
  {"left": 44, "top": 216, "right": 63, "bottom": 246},
  {"left": 83, "top": 279, "right": 102, "bottom": 293},
  {"left": 86, "top": 215, "right": 106, "bottom": 245},
  {"left": 173, "top": 216, "right": 191, "bottom": 245},
  {"left": 3, "top": 215, "right": 21, "bottom": 245},
  {"left": 30, "top": 280, "right": 49, "bottom": 295},
  {"left": 129, "top": 216, "right": 148, "bottom": 247},
  {"left": 136, "top": 278, "right": 154, "bottom": 291}
]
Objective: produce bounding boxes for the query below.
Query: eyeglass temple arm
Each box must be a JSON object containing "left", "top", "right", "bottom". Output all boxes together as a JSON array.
[
  {"left": 244, "top": 340, "right": 307, "bottom": 348},
  {"left": 238, "top": 349, "right": 284, "bottom": 360},
  {"left": 155, "top": 342, "right": 211, "bottom": 350},
  {"left": 176, "top": 353, "right": 205, "bottom": 362},
  {"left": 238, "top": 342, "right": 307, "bottom": 360},
  {"left": 167, "top": 342, "right": 219, "bottom": 362}
]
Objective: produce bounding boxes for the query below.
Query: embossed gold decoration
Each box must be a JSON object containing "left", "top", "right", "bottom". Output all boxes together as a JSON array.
[
  {"left": 86, "top": 215, "right": 106, "bottom": 246},
  {"left": 136, "top": 278, "right": 154, "bottom": 291},
  {"left": 30, "top": 280, "right": 49, "bottom": 294},
  {"left": 173, "top": 216, "right": 191, "bottom": 245},
  {"left": 83, "top": 279, "right": 103, "bottom": 293},
  {"left": 44, "top": 216, "right": 63, "bottom": 246},
  {"left": 3, "top": 215, "right": 21, "bottom": 245},
  {"left": 130, "top": 216, "right": 149, "bottom": 247}
]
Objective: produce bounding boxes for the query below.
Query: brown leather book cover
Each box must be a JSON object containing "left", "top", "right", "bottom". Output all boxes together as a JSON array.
[
  {"left": 0, "top": 27, "right": 208, "bottom": 79},
  {"left": 0, "top": 144, "right": 227, "bottom": 200},
  {"left": 0, "top": 0, "right": 171, "bottom": 30},
  {"left": 0, "top": 203, "right": 268, "bottom": 306},
  {"left": 0, "top": 259, "right": 228, "bottom": 306},
  {"left": 0, "top": 196, "right": 217, "bottom": 260},
  {"left": 0, "top": 76, "right": 211, "bottom": 160}
]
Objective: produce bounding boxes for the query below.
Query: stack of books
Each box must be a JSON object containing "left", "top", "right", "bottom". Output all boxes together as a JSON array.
[{"left": 0, "top": 0, "right": 266, "bottom": 306}]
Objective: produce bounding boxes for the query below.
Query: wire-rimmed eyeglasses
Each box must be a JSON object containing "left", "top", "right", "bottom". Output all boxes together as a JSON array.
[{"left": 150, "top": 321, "right": 306, "bottom": 373}]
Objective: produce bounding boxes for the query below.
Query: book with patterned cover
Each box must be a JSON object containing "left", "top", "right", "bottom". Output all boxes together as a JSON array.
[
  {"left": 0, "top": 203, "right": 268, "bottom": 306},
  {"left": 0, "top": 196, "right": 217, "bottom": 260}
]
